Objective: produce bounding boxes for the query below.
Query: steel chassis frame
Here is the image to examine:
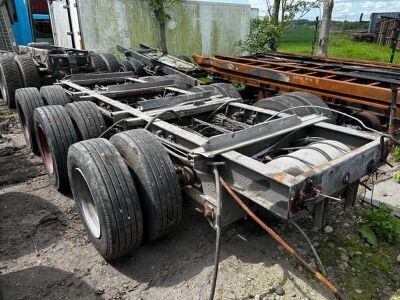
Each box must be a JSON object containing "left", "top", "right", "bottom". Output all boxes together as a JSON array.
[
  {"left": 58, "top": 72, "right": 386, "bottom": 229},
  {"left": 18, "top": 45, "right": 91, "bottom": 80},
  {"left": 193, "top": 54, "right": 400, "bottom": 123},
  {"left": 117, "top": 44, "right": 199, "bottom": 87}
]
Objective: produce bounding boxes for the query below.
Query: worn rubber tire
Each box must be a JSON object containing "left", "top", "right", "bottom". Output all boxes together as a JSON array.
[
  {"left": 163, "top": 74, "right": 190, "bottom": 90},
  {"left": 34, "top": 105, "right": 79, "bottom": 191},
  {"left": 68, "top": 138, "right": 143, "bottom": 260},
  {"left": 65, "top": 101, "right": 106, "bottom": 140},
  {"left": 211, "top": 83, "right": 242, "bottom": 99},
  {"left": 15, "top": 88, "right": 45, "bottom": 155},
  {"left": 40, "top": 85, "right": 69, "bottom": 106},
  {"left": 118, "top": 60, "right": 134, "bottom": 72},
  {"left": 254, "top": 98, "right": 291, "bottom": 114},
  {"left": 27, "top": 42, "right": 50, "bottom": 49},
  {"left": 352, "top": 110, "right": 381, "bottom": 130},
  {"left": 100, "top": 53, "right": 119, "bottom": 72},
  {"left": 90, "top": 53, "right": 108, "bottom": 72},
  {"left": 14, "top": 55, "right": 40, "bottom": 88},
  {"left": 110, "top": 129, "right": 182, "bottom": 241},
  {"left": 0, "top": 54, "right": 23, "bottom": 108},
  {"left": 178, "top": 55, "right": 192, "bottom": 63},
  {"left": 189, "top": 85, "right": 219, "bottom": 96},
  {"left": 128, "top": 58, "right": 145, "bottom": 76},
  {"left": 287, "top": 92, "right": 335, "bottom": 120}
]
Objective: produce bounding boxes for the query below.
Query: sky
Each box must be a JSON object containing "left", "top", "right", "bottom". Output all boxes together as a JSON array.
[{"left": 195, "top": 0, "right": 400, "bottom": 21}]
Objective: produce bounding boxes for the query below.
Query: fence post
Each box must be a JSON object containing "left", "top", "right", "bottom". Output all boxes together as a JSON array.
[
  {"left": 311, "top": 16, "right": 319, "bottom": 55},
  {"left": 389, "top": 16, "right": 400, "bottom": 63}
]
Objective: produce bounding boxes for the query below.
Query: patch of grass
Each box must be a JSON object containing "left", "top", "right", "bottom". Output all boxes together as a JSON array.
[
  {"left": 394, "top": 171, "right": 400, "bottom": 184},
  {"left": 319, "top": 233, "right": 397, "bottom": 299},
  {"left": 279, "top": 26, "right": 400, "bottom": 64},
  {"left": 0, "top": 109, "right": 15, "bottom": 116}
]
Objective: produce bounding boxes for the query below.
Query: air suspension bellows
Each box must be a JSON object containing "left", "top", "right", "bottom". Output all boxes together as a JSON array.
[{"left": 265, "top": 140, "right": 350, "bottom": 176}]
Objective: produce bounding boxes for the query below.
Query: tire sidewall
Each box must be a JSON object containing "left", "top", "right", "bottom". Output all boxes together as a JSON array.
[{"left": 68, "top": 153, "right": 109, "bottom": 257}]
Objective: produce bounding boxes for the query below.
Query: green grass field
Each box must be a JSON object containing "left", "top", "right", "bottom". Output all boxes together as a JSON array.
[{"left": 279, "top": 26, "right": 400, "bottom": 64}]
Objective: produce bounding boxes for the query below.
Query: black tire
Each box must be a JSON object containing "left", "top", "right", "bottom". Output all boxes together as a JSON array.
[
  {"left": 110, "top": 129, "right": 182, "bottom": 241},
  {"left": 0, "top": 54, "right": 23, "bottom": 108},
  {"left": 100, "top": 53, "right": 119, "bottom": 72},
  {"left": 128, "top": 58, "right": 145, "bottom": 76},
  {"left": 254, "top": 98, "right": 291, "bottom": 114},
  {"left": 90, "top": 53, "right": 108, "bottom": 72},
  {"left": 178, "top": 55, "right": 192, "bottom": 63},
  {"left": 15, "top": 88, "right": 45, "bottom": 155},
  {"left": 211, "top": 83, "right": 242, "bottom": 99},
  {"left": 27, "top": 42, "right": 50, "bottom": 49},
  {"left": 118, "top": 60, "right": 134, "bottom": 72},
  {"left": 34, "top": 105, "right": 78, "bottom": 191},
  {"left": 40, "top": 85, "right": 69, "bottom": 106},
  {"left": 287, "top": 92, "right": 335, "bottom": 120},
  {"left": 163, "top": 75, "right": 189, "bottom": 90},
  {"left": 351, "top": 110, "right": 381, "bottom": 130},
  {"left": 68, "top": 138, "right": 143, "bottom": 260},
  {"left": 65, "top": 101, "right": 106, "bottom": 140},
  {"left": 14, "top": 55, "right": 40, "bottom": 88}
]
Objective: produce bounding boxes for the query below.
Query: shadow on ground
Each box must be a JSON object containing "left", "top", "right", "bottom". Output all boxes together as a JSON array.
[
  {"left": 0, "top": 266, "right": 100, "bottom": 299},
  {"left": 0, "top": 192, "right": 66, "bottom": 261}
]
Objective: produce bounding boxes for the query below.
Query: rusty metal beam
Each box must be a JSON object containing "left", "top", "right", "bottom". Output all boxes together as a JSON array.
[{"left": 193, "top": 54, "right": 400, "bottom": 119}]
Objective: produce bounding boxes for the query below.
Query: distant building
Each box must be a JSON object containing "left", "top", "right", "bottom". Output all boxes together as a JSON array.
[{"left": 369, "top": 12, "right": 400, "bottom": 32}]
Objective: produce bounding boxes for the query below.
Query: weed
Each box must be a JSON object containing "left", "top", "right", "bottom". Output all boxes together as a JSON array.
[
  {"left": 394, "top": 171, "right": 400, "bottom": 184},
  {"left": 394, "top": 146, "right": 400, "bottom": 162},
  {"left": 358, "top": 204, "right": 400, "bottom": 245}
]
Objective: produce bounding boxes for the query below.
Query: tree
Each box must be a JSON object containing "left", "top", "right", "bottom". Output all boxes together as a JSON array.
[
  {"left": 271, "top": 0, "right": 281, "bottom": 25},
  {"left": 316, "top": 0, "right": 334, "bottom": 56},
  {"left": 143, "top": 0, "right": 181, "bottom": 54},
  {"left": 264, "top": 0, "right": 319, "bottom": 28}
]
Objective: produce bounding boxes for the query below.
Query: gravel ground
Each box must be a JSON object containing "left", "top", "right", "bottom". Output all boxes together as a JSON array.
[{"left": 0, "top": 100, "right": 396, "bottom": 300}]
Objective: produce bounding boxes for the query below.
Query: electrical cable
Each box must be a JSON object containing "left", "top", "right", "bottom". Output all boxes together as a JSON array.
[
  {"left": 289, "top": 219, "right": 326, "bottom": 276},
  {"left": 98, "top": 119, "right": 127, "bottom": 138},
  {"left": 209, "top": 165, "right": 222, "bottom": 300}
]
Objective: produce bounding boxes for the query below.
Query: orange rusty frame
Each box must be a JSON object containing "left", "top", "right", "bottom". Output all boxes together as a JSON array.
[{"left": 193, "top": 55, "right": 400, "bottom": 118}]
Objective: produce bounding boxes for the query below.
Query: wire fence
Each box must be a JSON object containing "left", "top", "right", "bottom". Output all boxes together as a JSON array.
[{"left": 280, "top": 15, "right": 399, "bottom": 64}]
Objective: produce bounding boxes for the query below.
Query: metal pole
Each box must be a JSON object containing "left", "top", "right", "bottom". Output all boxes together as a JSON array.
[
  {"left": 388, "top": 84, "right": 398, "bottom": 136},
  {"left": 311, "top": 16, "right": 319, "bottom": 55},
  {"left": 389, "top": 17, "right": 399, "bottom": 63},
  {"left": 64, "top": 0, "right": 76, "bottom": 49}
]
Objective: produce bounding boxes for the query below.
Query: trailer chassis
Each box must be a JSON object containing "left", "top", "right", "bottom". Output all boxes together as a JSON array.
[{"left": 58, "top": 74, "right": 386, "bottom": 229}]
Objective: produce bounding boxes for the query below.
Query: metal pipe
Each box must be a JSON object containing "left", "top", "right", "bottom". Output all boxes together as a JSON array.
[
  {"left": 219, "top": 177, "right": 344, "bottom": 300},
  {"left": 389, "top": 85, "right": 398, "bottom": 136}
]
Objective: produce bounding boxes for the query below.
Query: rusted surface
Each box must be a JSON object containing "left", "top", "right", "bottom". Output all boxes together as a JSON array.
[{"left": 193, "top": 54, "right": 400, "bottom": 119}]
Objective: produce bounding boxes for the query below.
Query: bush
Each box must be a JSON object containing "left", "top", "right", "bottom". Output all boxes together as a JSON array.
[
  {"left": 237, "top": 17, "right": 282, "bottom": 54},
  {"left": 358, "top": 205, "right": 400, "bottom": 246}
]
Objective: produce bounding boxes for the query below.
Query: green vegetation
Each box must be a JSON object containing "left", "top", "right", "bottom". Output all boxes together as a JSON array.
[
  {"left": 319, "top": 227, "right": 399, "bottom": 299},
  {"left": 394, "top": 146, "right": 400, "bottom": 162},
  {"left": 358, "top": 205, "right": 400, "bottom": 245},
  {"left": 279, "top": 26, "right": 400, "bottom": 64},
  {"left": 394, "top": 172, "right": 400, "bottom": 184},
  {"left": 0, "top": 109, "right": 15, "bottom": 116},
  {"left": 237, "top": 17, "right": 281, "bottom": 53}
]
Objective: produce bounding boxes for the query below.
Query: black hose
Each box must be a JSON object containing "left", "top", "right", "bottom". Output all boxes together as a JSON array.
[{"left": 209, "top": 165, "right": 222, "bottom": 300}]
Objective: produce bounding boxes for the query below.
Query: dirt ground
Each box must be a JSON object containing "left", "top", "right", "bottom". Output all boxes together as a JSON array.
[{"left": 0, "top": 100, "right": 399, "bottom": 300}]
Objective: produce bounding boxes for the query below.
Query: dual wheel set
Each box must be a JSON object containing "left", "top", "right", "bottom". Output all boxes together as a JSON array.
[{"left": 16, "top": 86, "right": 183, "bottom": 260}]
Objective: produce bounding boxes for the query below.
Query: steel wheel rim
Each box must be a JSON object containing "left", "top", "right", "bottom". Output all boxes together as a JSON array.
[
  {"left": 37, "top": 125, "right": 54, "bottom": 174},
  {"left": 73, "top": 168, "right": 101, "bottom": 238}
]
